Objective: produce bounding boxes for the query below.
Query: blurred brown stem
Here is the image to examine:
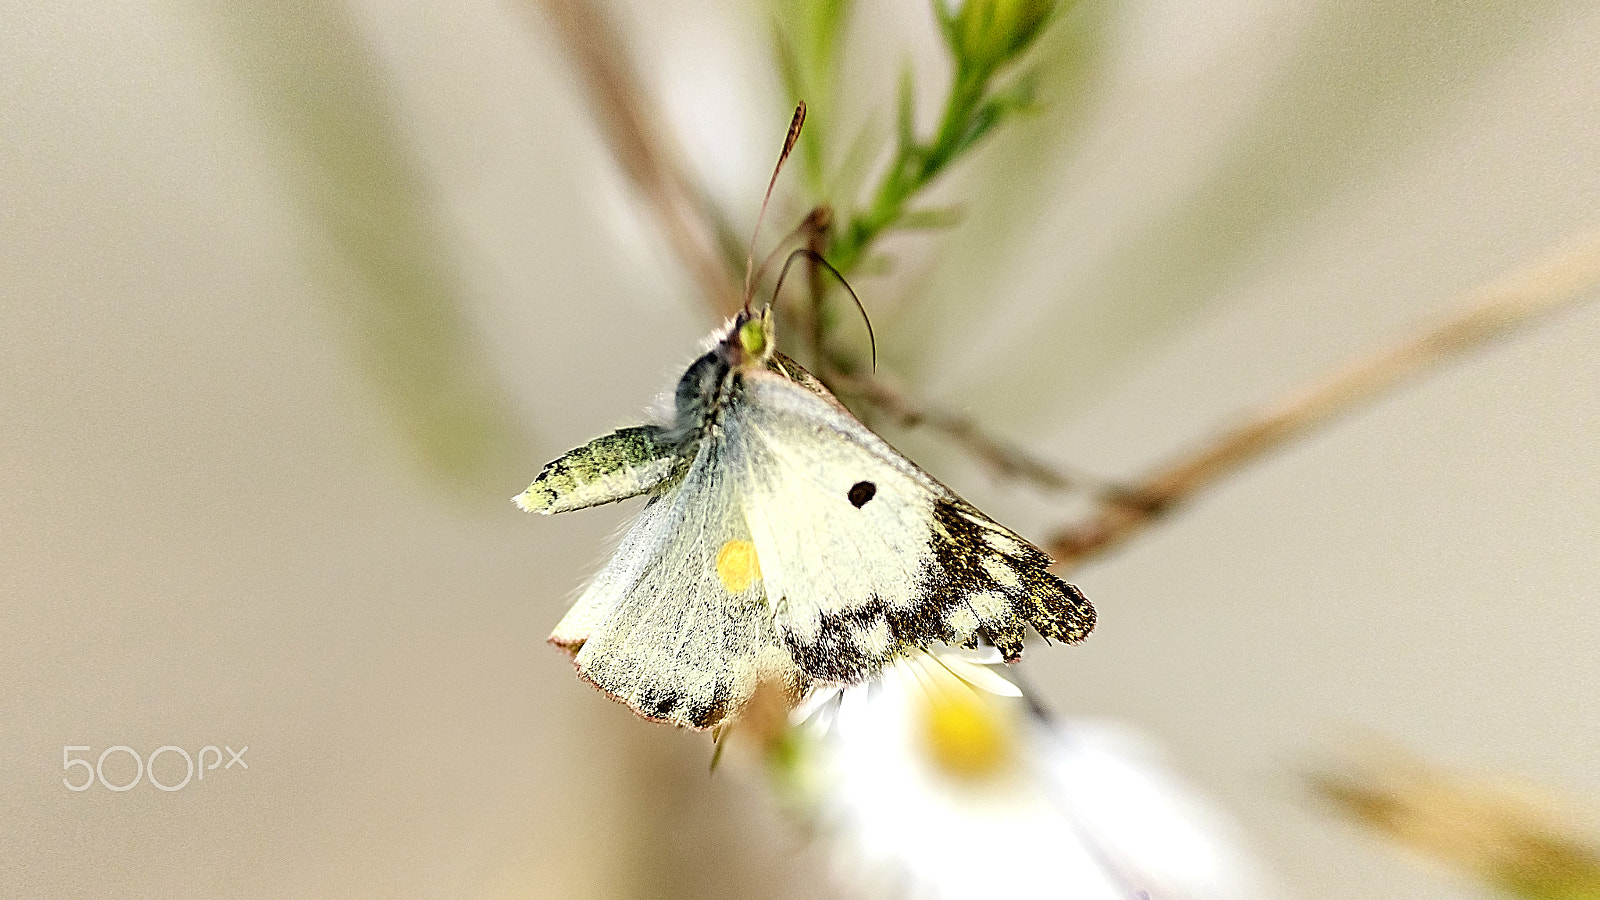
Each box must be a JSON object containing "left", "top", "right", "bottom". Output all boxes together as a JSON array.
[
  {"left": 837, "top": 373, "right": 1127, "bottom": 497},
  {"left": 1311, "top": 743, "right": 1600, "bottom": 900},
  {"left": 534, "top": 0, "right": 745, "bottom": 316},
  {"left": 1049, "top": 229, "right": 1600, "bottom": 572}
]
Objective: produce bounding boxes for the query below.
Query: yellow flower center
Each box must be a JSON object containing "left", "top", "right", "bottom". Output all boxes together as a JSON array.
[{"left": 921, "top": 684, "right": 1014, "bottom": 781}]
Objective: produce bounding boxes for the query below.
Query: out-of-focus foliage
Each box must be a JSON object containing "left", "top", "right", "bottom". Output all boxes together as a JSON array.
[
  {"left": 972, "top": 2, "right": 1571, "bottom": 429},
  {"left": 770, "top": 0, "right": 853, "bottom": 193},
  {"left": 769, "top": 0, "right": 1080, "bottom": 385},
  {"left": 1314, "top": 747, "right": 1600, "bottom": 900},
  {"left": 198, "top": 1, "right": 530, "bottom": 492},
  {"left": 825, "top": 0, "right": 1066, "bottom": 275}
]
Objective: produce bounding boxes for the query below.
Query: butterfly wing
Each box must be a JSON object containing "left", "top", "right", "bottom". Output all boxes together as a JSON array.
[
  {"left": 553, "top": 432, "right": 799, "bottom": 729},
  {"left": 516, "top": 425, "right": 678, "bottom": 514},
  {"left": 725, "top": 369, "right": 1094, "bottom": 683}
]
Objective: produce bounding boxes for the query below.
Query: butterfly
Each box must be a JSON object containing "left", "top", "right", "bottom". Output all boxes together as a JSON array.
[{"left": 517, "top": 306, "right": 1095, "bottom": 729}]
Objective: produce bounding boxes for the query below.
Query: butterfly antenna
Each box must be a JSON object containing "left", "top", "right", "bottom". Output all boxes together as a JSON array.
[
  {"left": 743, "top": 102, "right": 807, "bottom": 313},
  {"left": 771, "top": 247, "right": 876, "bottom": 371},
  {"left": 747, "top": 208, "right": 823, "bottom": 300}
]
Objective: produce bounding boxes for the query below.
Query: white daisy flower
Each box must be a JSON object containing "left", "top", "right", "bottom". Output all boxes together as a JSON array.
[{"left": 781, "top": 650, "right": 1272, "bottom": 899}]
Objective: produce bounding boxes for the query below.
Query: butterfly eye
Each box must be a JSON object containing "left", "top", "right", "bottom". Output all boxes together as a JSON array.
[{"left": 847, "top": 481, "right": 876, "bottom": 508}]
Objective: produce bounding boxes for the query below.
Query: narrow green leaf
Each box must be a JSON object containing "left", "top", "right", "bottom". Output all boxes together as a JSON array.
[
  {"left": 894, "top": 205, "right": 968, "bottom": 231},
  {"left": 897, "top": 63, "right": 919, "bottom": 153}
]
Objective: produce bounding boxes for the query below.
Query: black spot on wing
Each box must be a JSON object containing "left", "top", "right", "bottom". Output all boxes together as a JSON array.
[{"left": 848, "top": 481, "right": 877, "bottom": 507}]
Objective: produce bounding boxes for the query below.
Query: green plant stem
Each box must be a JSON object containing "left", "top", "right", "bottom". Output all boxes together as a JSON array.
[{"left": 832, "top": 61, "right": 992, "bottom": 273}]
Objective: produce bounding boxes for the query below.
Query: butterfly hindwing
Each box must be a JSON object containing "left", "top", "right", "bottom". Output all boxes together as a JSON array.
[{"left": 556, "top": 432, "right": 799, "bottom": 728}]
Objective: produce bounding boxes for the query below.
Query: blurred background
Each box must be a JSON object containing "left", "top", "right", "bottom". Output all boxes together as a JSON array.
[{"left": 3, "top": 0, "right": 1599, "bottom": 897}]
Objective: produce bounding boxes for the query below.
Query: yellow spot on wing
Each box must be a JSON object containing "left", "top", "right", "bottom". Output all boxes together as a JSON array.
[{"left": 716, "top": 539, "right": 761, "bottom": 593}]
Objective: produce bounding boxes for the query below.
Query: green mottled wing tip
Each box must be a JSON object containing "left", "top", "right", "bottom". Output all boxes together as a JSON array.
[
  {"left": 515, "top": 425, "right": 679, "bottom": 516},
  {"left": 513, "top": 483, "right": 558, "bottom": 514}
]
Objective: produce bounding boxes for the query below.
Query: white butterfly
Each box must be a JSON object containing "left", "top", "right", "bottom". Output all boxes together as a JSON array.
[{"left": 517, "top": 309, "right": 1094, "bottom": 729}]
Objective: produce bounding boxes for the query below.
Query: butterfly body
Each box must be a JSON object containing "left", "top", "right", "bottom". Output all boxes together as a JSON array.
[{"left": 519, "top": 311, "right": 1093, "bottom": 728}]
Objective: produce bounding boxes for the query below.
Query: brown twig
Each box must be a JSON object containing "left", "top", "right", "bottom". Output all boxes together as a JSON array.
[
  {"left": 534, "top": 0, "right": 745, "bottom": 316},
  {"left": 795, "top": 196, "right": 1122, "bottom": 499},
  {"left": 835, "top": 373, "right": 1131, "bottom": 498},
  {"left": 804, "top": 205, "right": 833, "bottom": 370},
  {"left": 1048, "top": 229, "right": 1600, "bottom": 572},
  {"left": 1309, "top": 741, "right": 1600, "bottom": 898}
]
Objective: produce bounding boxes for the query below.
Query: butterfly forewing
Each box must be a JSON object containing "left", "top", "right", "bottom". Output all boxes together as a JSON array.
[
  {"left": 726, "top": 371, "right": 1094, "bottom": 682},
  {"left": 725, "top": 372, "right": 937, "bottom": 678},
  {"left": 921, "top": 496, "right": 1095, "bottom": 658}
]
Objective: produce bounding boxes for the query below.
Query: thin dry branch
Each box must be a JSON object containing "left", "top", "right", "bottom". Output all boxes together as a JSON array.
[
  {"left": 1048, "top": 229, "right": 1600, "bottom": 573},
  {"left": 1309, "top": 741, "right": 1600, "bottom": 898},
  {"left": 838, "top": 373, "right": 1126, "bottom": 497},
  {"left": 534, "top": 0, "right": 744, "bottom": 316},
  {"left": 799, "top": 201, "right": 1131, "bottom": 500}
]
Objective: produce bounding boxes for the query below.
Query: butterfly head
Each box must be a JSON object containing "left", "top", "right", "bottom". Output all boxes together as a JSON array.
[{"left": 730, "top": 307, "right": 776, "bottom": 370}]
